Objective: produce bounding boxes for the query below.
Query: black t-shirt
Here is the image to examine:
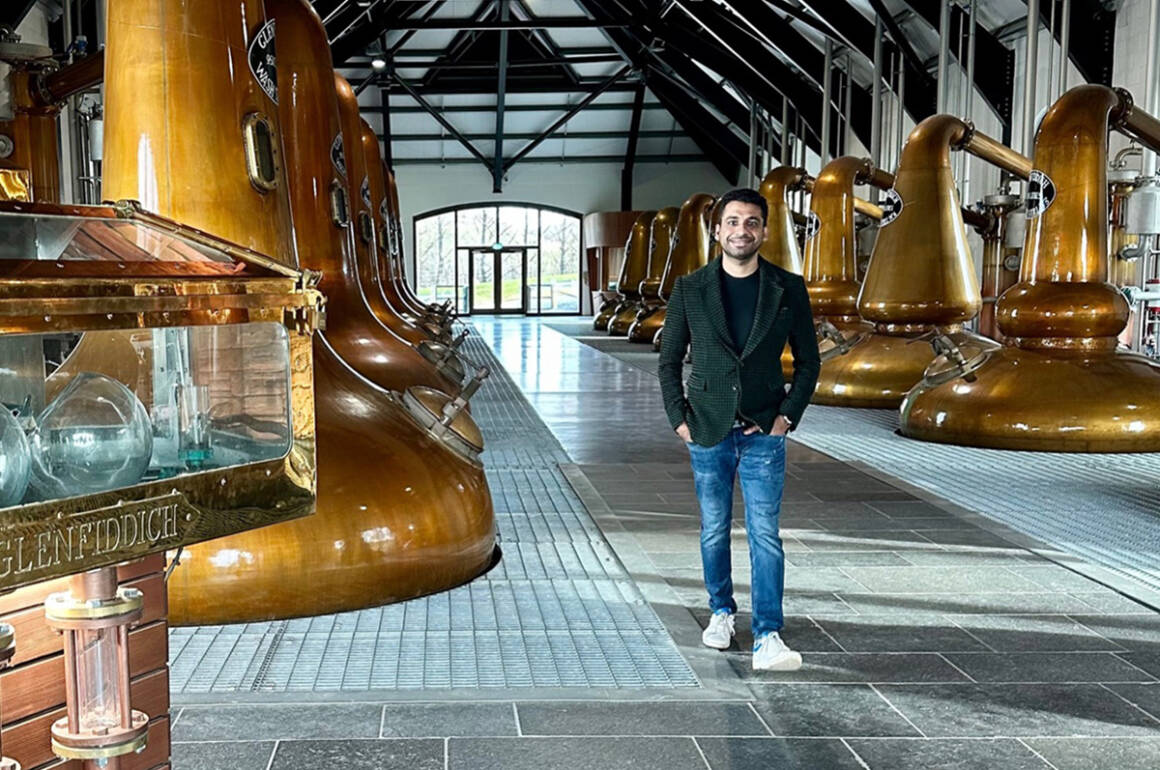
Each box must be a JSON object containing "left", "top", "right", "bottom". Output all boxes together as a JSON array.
[{"left": 721, "top": 269, "right": 760, "bottom": 354}]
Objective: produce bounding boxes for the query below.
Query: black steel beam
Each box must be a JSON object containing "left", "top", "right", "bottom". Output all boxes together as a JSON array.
[
  {"left": 381, "top": 80, "right": 643, "bottom": 95},
  {"left": 387, "top": 130, "right": 686, "bottom": 141},
  {"left": 0, "top": 0, "right": 37, "bottom": 31},
  {"left": 393, "top": 77, "right": 493, "bottom": 174},
  {"left": 328, "top": 1, "right": 405, "bottom": 63},
  {"left": 867, "top": 0, "right": 938, "bottom": 121},
  {"left": 1041, "top": 0, "right": 1115, "bottom": 86},
  {"left": 394, "top": 154, "right": 708, "bottom": 165},
  {"left": 382, "top": 46, "right": 618, "bottom": 58},
  {"left": 622, "top": 83, "right": 646, "bottom": 209},
  {"left": 391, "top": 18, "right": 624, "bottom": 30},
  {"left": 660, "top": 5, "right": 802, "bottom": 152},
  {"left": 392, "top": 55, "right": 626, "bottom": 70},
  {"left": 369, "top": 102, "right": 667, "bottom": 114},
  {"left": 513, "top": 0, "right": 581, "bottom": 86},
  {"left": 575, "top": 0, "right": 743, "bottom": 181},
  {"left": 902, "top": 0, "right": 1014, "bottom": 126},
  {"left": 504, "top": 65, "right": 634, "bottom": 171},
  {"left": 649, "top": 47, "right": 750, "bottom": 129},
  {"left": 384, "top": 0, "right": 447, "bottom": 56},
  {"left": 494, "top": 0, "right": 510, "bottom": 192}
]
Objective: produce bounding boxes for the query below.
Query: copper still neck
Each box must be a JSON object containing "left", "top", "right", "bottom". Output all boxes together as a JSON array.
[
  {"left": 997, "top": 85, "right": 1135, "bottom": 348},
  {"left": 661, "top": 195, "right": 713, "bottom": 289},
  {"left": 618, "top": 211, "right": 656, "bottom": 297},
  {"left": 759, "top": 166, "right": 808, "bottom": 274},
  {"left": 640, "top": 206, "right": 678, "bottom": 297},
  {"left": 858, "top": 115, "right": 1005, "bottom": 327},
  {"left": 103, "top": 0, "right": 297, "bottom": 266},
  {"left": 802, "top": 156, "right": 894, "bottom": 319}
]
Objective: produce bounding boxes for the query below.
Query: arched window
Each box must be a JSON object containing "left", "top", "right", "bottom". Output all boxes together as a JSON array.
[{"left": 413, "top": 203, "right": 582, "bottom": 315}]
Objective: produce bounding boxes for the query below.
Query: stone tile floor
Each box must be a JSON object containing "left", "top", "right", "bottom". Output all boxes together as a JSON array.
[{"left": 171, "top": 317, "right": 1160, "bottom": 769}]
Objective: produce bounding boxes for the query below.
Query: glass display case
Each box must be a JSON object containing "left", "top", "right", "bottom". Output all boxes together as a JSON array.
[{"left": 0, "top": 199, "right": 322, "bottom": 591}]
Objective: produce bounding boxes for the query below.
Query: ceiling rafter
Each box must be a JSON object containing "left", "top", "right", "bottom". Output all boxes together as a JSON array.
[{"left": 575, "top": 0, "right": 743, "bottom": 181}]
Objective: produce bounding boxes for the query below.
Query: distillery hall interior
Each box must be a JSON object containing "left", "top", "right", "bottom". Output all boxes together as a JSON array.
[{"left": 2, "top": 0, "right": 1160, "bottom": 768}]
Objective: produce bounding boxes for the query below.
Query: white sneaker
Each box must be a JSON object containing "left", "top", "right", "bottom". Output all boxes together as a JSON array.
[
  {"left": 752, "top": 632, "right": 802, "bottom": 671},
  {"left": 701, "top": 609, "right": 735, "bottom": 650}
]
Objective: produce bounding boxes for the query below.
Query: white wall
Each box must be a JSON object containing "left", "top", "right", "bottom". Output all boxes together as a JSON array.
[{"left": 395, "top": 158, "right": 732, "bottom": 279}]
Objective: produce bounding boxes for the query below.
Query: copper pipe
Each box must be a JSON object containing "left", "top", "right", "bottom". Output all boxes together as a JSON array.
[
  {"left": 958, "top": 127, "right": 1034, "bottom": 179},
  {"left": 40, "top": 51, "right": 105, "bottom": 103},
  {"left": 1115, "top": 88, "right": 1160, "bottom": 153},
  {"left": 798, "top": 173, "right": 888, "bottom": 220},
  {"left": 116, "top": 625, "right": 132, "bottom": 729}
]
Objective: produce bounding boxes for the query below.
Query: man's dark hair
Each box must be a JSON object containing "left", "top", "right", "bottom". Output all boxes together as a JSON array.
[{"left": 715, "top": 187, "right": 768, "bottom": 225}]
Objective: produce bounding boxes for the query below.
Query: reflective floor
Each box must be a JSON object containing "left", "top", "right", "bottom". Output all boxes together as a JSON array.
[{"left": 172, "top": 317, "right": 1160, "bottom": 770}]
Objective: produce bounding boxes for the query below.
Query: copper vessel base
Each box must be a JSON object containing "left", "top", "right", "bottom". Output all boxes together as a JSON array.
[
  {"left": 812, "top": 329, "right": 996, "bottom": 409},
  {"left": 608, "top": 302, "right": 641, "bottom": 336},
  {"left": 901, "top": 346, "right": 1160, "bottom": 452},
  {"left": 627, "top": 305, "right": 664, "bottom": 343}
]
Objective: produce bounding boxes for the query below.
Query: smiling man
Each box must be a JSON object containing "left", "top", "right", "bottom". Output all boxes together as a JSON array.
[{"left": 658, "top": 187, "right": 820, "bottom": 671}]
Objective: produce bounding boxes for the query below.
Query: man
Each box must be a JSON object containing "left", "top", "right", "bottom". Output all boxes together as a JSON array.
[{"left": 658, "top": 187, "right": 820, "bottom": 671}]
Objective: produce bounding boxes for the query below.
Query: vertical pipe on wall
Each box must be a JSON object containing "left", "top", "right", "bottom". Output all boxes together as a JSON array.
[
  {"left": 821, "top": 39, "right": 833, "bottom": 163},
  {"left": 1143, "top": 0, "right": 1160, "bottom": 176},
  {"left": 870, "top": 14, "right": 883, "bottom": 168},
  {"left": 780, "top": 98, "right": 790, "bottom": 164},
  {"left": 748, "top": 99, "right": 757, "bottom": 188},
  {"left": 1022, "top": 0, "right": 1040, "bottom": 156},
  {"left": 895, "top": 51, "right": 905, "bottom": 165},
  {"left": 1058, "top": 0, "right": 1070, "bottom": 93},
  {"left": 843, "top": 53, "right": 853, "bottom": 156},
  {"left": 936, "top": 0, "right": 950, "bottom": 113},
  {"left": 963, "top": 0, "right": 977, "bottom": 206},
  {"left": 1045, "top": 0, "right": 1055, "bottom": 105}
]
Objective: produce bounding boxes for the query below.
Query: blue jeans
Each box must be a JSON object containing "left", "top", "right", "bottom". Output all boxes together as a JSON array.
[{"left": 687, "top": 428, "right": 786, "bottom": 637}]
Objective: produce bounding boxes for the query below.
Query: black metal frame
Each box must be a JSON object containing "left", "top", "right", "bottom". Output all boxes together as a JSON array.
[{"left": 313, "top": 0, "right": 1120, "bottom": 189}]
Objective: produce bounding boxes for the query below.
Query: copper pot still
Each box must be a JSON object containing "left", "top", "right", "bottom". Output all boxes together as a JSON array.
[
  {"left": 629, "top": 196, "right": 714, "bottom": 344},
  {"left": 901, "top": 85, "right": 1160, "bottom": 452},
  {"left": 99, "top": 0, "right": 495, "bottom": 624},
  {"left": 598, "top": 210, "right": 655, "bottom": 331},
  {"left": 611, "top": 207, "right": 676, "bottom": 336}
]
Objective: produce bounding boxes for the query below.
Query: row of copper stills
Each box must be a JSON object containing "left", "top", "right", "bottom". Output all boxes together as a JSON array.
[
  {"left": 0, "top": 1, "right": 505, "bottom": 765},
  {"left": 0, "top": 0, "right": 500, "bottom": 628},
  {"left": 595, "top": 85, "right": 1160, "bottom": 454}
]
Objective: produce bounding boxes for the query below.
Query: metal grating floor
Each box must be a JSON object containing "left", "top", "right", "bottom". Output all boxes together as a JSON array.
[
  {"left": 168, "top": 327, "right": 698, "bottom": 694},
  {"left": 789, "top": 406, "right": 1160, "bottom": 597}
]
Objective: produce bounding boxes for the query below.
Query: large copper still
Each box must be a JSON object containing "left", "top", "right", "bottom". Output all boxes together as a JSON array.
[
  {"left": 629, "top": 197, "right": 713, "bottom": 343},
  {"left": 811, "top": 121, "right": 1031, "bottom": 407},
  {"left": 359, "top": 116, "right": 469, "bottom": 383},
  {"left": 901, "top": 85, "right": 1160, "bottom": 451},
  {"left": 759, "top": 166, "right": 810, "bottom": 274},
  {"left": 595, "top": 210, "right": 654, "bottom": 330},
  {"left": 330, "top": 78, "right": 466, "bottom": 391},
  {"left": 607, "top": 210, "right": 663, "bottom": 335},
  {"left": 100, "top": 0, "right": 495, "bottom": 623},
  {"left": 381, "top": 168, "right": 427, "bottom": 318},
  {"left": 611, "top": 207, "right": 677, "bottom": 335}
]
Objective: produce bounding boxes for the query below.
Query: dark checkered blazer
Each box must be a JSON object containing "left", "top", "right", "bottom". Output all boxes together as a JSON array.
[{"left": 658, "top": 257, "right": 820, "bottom": 447}]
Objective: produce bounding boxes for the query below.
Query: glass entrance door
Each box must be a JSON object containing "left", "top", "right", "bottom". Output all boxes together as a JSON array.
[{"left": 470, "top": 248, "right": 525, "bottom": 314}]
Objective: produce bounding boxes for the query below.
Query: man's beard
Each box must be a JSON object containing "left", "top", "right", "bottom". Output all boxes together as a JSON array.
[{"left": 722, "top": 238, "right": 761, "bottom": 261}]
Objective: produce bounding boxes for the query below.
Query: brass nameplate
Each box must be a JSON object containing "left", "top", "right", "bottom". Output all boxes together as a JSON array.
[{"left": 0, "top": 493, "right": 200, "bottom": 591}]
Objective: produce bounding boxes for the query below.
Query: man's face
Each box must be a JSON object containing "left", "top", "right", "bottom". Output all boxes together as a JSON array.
[{"left": 715, "top": 201, "right": 767, "bottom": 262}]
